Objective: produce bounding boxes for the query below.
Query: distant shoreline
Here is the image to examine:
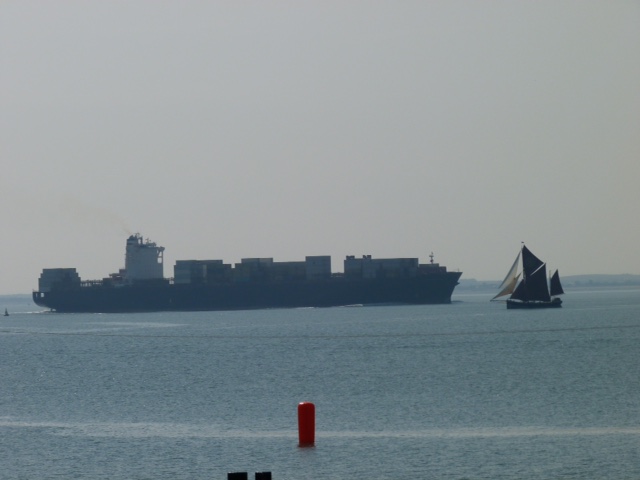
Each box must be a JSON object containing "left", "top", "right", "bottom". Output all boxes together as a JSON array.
[
  {"left": 457, "top": 274, "right": 640, "bottom": 293},
  {"left": 2, "top": 275, "right": 640, "bottom": 298}
]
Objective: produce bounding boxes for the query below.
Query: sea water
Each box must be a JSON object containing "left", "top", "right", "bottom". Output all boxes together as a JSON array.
[{"left": 1, "top": 288, "right": 639, "bottom": 479}]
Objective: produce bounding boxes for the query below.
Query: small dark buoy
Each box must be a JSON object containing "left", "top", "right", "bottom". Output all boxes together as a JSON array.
[
  {"left": 297, "top": 401, "right": 315, "bottom": 447},
  {"left": 255, "top": 472, "right": 272, "bottom": 480}
]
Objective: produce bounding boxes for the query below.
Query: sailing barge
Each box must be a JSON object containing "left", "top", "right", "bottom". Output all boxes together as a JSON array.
[{"left": 492, "top": 244, "right": 564, "bottom": 309}]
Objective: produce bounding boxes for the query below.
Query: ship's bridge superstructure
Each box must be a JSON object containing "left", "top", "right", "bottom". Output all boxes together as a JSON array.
[{"left": 123, "top": 234, "right": 165, "bottom": 283}]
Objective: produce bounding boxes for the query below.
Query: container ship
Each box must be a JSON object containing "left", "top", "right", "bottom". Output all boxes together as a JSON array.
[{"left": 32, "top": 234, "right": 462, "bottom": 313}]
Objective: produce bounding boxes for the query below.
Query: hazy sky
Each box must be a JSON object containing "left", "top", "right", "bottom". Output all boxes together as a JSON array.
[{"left": 2, "top": 1, "right": 639, "bottom": 294}]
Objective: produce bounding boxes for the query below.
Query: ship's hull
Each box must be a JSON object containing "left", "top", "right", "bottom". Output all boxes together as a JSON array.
[
  {"left": 33, "top": 272, "right": 462, "bottom": 313},
  {"left": 506, "top": 298, "right": 562, "bottom": 309}
]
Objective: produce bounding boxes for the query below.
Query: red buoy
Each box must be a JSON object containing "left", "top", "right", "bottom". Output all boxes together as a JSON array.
[{"left": 297, "top": 401, "right": 315, "bottom": 447}]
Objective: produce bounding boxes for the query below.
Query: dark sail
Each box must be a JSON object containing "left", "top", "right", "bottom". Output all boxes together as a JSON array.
[
  {"left": 521, "top": 245, "right": 544, "bottom": 277},
  {"left": 508, "top": 245, "right": 551, "bottom": 303},
  {"left": 510, "top": 276, "right": 528, "bottom": 302},
  {"left": 549, "top": 270, "right": 564, "bottom": 296},
  {"left": 526, "top": 263, "right": 551, "bottom": 302}
]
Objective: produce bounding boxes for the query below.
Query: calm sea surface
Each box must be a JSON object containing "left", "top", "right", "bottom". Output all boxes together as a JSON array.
[{"left": 1, "top": 288, "right": 639, "bottom": 479}]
